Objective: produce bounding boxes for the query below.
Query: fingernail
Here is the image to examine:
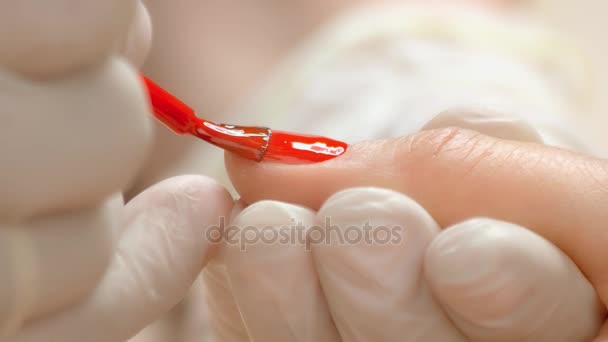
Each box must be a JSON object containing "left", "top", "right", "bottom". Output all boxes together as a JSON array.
[{"left": 262, "top": 130, "right": 348, "bottom": 164}]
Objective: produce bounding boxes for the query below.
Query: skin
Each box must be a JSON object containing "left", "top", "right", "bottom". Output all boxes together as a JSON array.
[{"left": 225, "top": 124, "right": 608, "bottom": 341}]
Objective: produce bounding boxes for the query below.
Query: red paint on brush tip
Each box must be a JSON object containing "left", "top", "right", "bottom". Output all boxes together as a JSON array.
[{"left": 142, "top": 75, "right": 348, "bottom": 164}]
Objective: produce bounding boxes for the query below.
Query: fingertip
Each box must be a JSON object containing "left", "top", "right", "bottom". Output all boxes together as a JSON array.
[
  {"left": 425, "top": 218, "right": 603, "bottom": 341},
  {"left": 130, "top": 174, "right": 234, "bottom": 216},
  {"left": 121, "top": 1, "right": 152, "bottom": 69},
  {"left": 314, "top": 186, "right": 438, "bottom": 283},
  {"left": 318, "top": 186, "right": 437, "bottom": 239},
  {"left": 224, "top": 151, "right": 316, "bottom": 207},
  {"left": 224, "top": 152, "right": 266, "bottom": 205},
  {"left": 126, "top": 175, "right": 234, "bottom": 259},
  {"left": 425, "top": 218, "right": 517, "bottom": 286},
  {"left": 424, "top": 219, "right": 535, "bottom": 333},
  {"left": 232, "top": 200, "right": 315, "bottom": 226},
  {"left": 224, "top": 143, "right": 379, "bottom": 210},
  {"left": 221, "top": 200, "right": 337, "bottom": 342},
  {"left": 224, "top": 152, "right": 254, "bottom": 191},
  {"left": 312, "top": 187, "right": 463, "bottom": 341},
  {"left": 225, "top": 200, "right": 316, "bottom": 259}
]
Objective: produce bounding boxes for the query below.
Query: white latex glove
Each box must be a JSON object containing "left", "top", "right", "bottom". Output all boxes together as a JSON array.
[
  {"left": 211, "top": 193, "right": 600, "bottom": 342},
  {"left": 212, "top": 110, "right": 605, "bottom": 341},
  {"left": 0, "top": 1, "right": 234, "bottom": 341}
]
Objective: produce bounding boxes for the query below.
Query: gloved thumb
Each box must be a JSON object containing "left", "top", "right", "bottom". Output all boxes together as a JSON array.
[{"left": 9, "top": 176, "right": 233, "bottom": 342}]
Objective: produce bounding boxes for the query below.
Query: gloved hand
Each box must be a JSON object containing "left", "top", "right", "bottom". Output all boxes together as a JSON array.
[
  {"left": 216, "top": 108, "right": 607, "bottom": 341},
  {"left": 0, "top": 1, "right": 233, "bottom": 341}
]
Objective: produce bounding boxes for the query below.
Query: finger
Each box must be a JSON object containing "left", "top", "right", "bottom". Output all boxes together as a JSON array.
[
  {"left": 177, "top": 277, "right": 216, "bottom": 342},
  {"left": 226, "top": 125, "right": 608, "bottom": 307},
  {"left": 0, "top": 0, "right": 136, "bottom": 77},
  {"left": 425, "top": 218, "right": 604, "bottom": 341},
  {"left": 0, "top": 58, "right": 153, "bottom": 221},
  {"left": 224, "top": 201, "right": 340, "bottom": 342},
  {"left": 202, "top": 200, "right": 250, "bottom": 342},
  {"left": 313, "top": 188, "right": 464, "bottom": 341},
  {"left": 120, "top": 1, "right": 152, "bottom": 69},
  {"left": 203, "top": 263, "right": 249, "bottom": 342},
  {"left": 11, "top": 176, "right": 233, "bottom": 342},
  {"left": 0, "top": 195, "right": 121, "bottom": 337},
  {"left": 421, "top": 106, "right": 544, "bottom": 143},
  {"left": 129, "top": 277, "right": 215, "bottom": 342}
]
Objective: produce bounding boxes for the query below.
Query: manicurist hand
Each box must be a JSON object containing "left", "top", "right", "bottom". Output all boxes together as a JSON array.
[
  {"left": 0, "top": 1, "right": 233, "bottom": 341},
  {"left": 220, "top": 109, "right": 608, "bottom": 341}
]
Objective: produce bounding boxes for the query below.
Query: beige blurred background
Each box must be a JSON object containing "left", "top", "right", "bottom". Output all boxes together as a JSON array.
[
  {"left": 142, "top": 0, "right": 608, "bottom": 149},
  {"left": 531, "top": 0, "right": 608, "bottom": 148}
]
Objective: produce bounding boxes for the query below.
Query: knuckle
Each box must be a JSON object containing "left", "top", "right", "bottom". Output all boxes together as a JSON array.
[
  {"left": 402, "top": 127, "right": 478, "bottom": 157},
  {"left": 576, "top": 158, "right": 608, "bottom": 197},
  {"left": 397, "top": 127, "right": 491, "bottom": 173},
  {"left": 392, "top": 127, "right": 527, "bottom": 191}
]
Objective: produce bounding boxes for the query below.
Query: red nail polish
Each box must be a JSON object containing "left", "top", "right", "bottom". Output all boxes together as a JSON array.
[
  {"left": 263, "top": 130, "right": 348, "bottom": 164},
  {"left": 142, "top": 75, "right": 348, "bottom": 164}
]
